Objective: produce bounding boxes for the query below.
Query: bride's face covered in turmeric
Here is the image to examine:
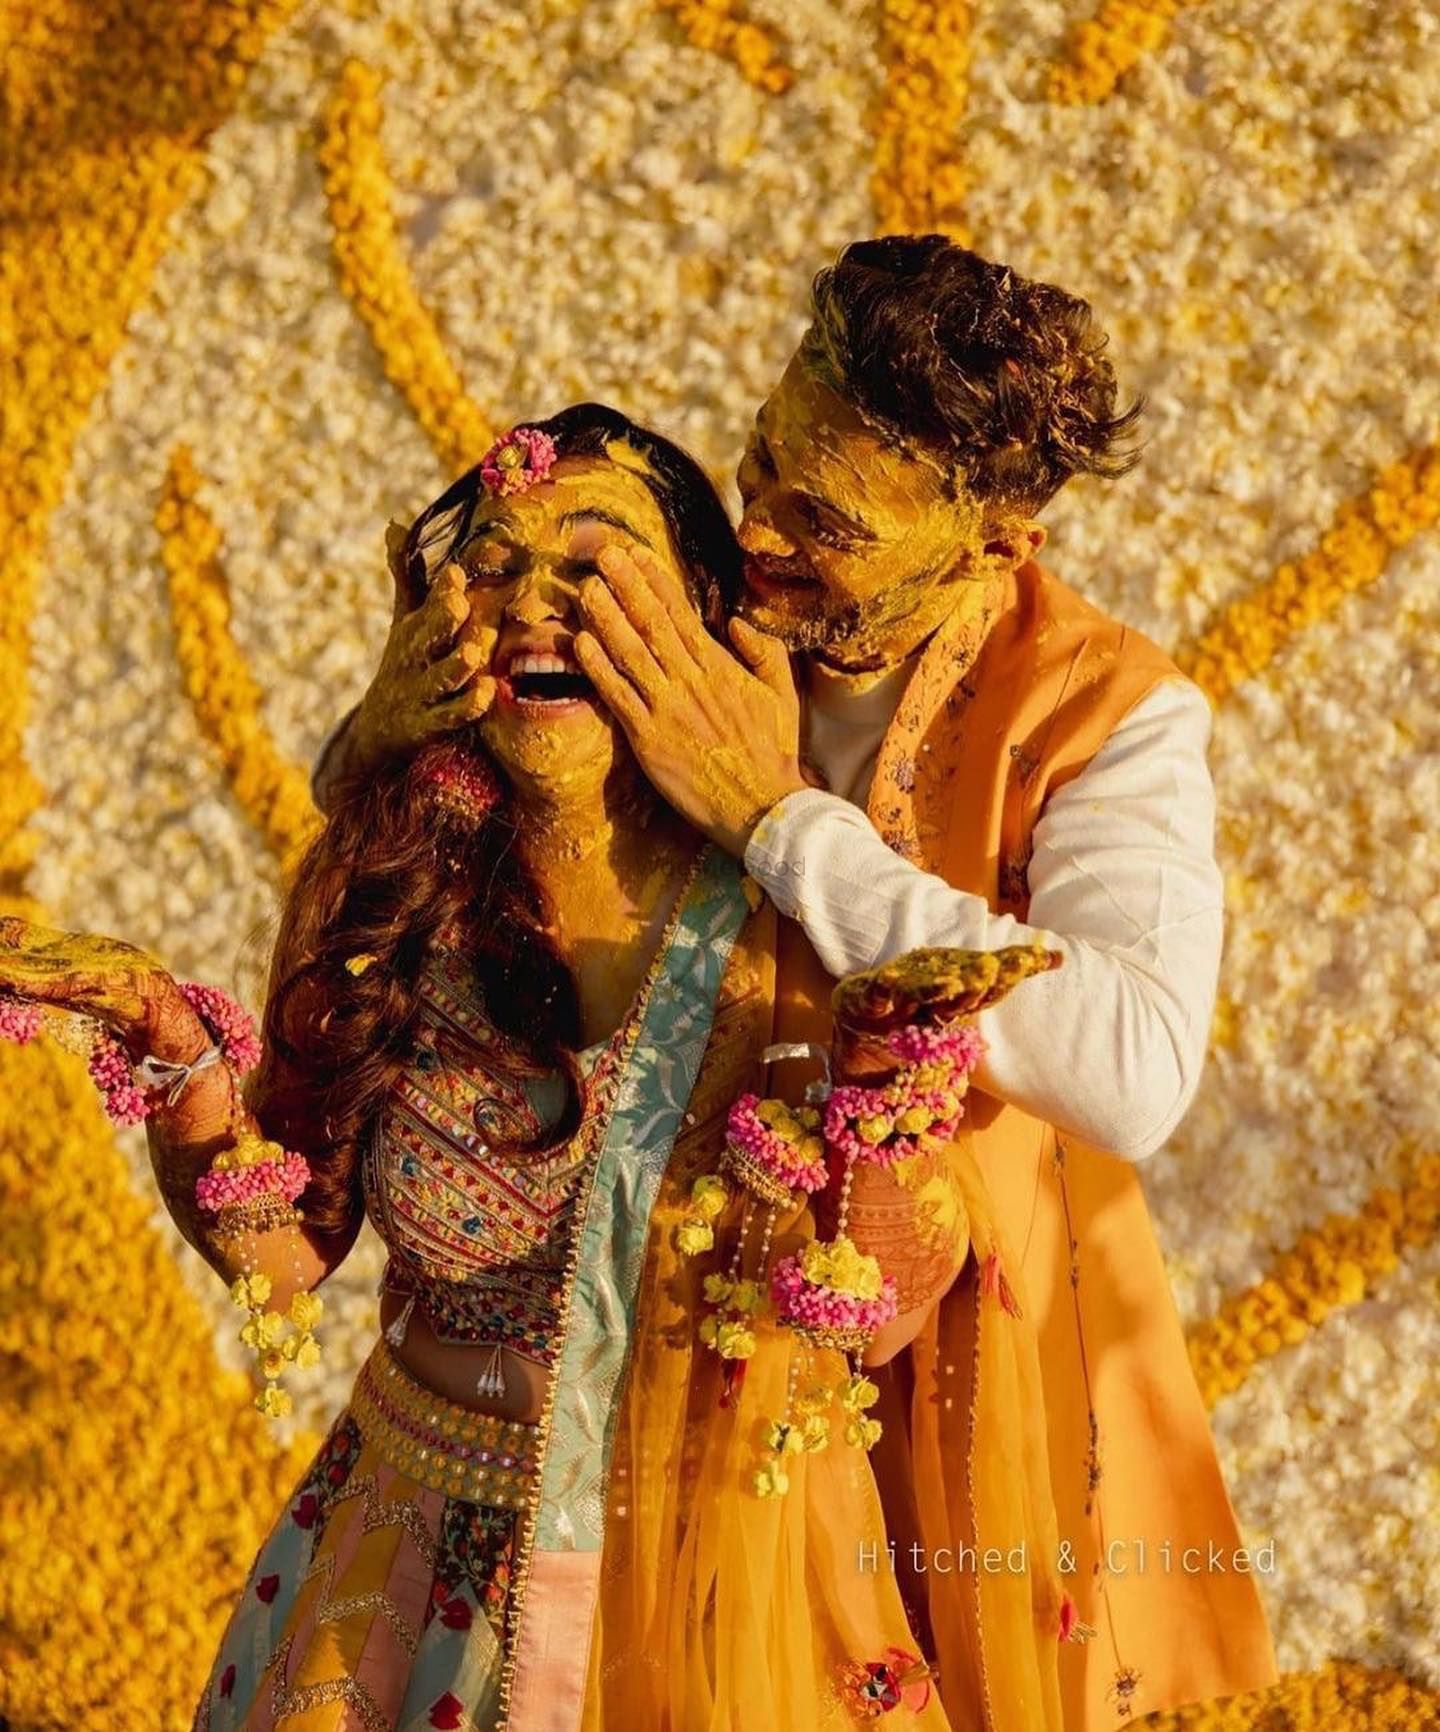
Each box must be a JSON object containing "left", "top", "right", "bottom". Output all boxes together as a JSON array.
[
  {"left": 455, "top": 455, "right": 680, "bottom": 803},
  {"left": 736, "top": 355, "right": 1028, "bottom": 672}
]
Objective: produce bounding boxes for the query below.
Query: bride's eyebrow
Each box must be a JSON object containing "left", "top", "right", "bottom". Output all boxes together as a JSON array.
[{"left": 558, "top": 507, "right": 654, "bottom": 548}]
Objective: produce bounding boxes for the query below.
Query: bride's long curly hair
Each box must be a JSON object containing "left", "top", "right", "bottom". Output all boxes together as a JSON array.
[{"left": 246, "top": 405, "right": 743, "bottom": 1236}]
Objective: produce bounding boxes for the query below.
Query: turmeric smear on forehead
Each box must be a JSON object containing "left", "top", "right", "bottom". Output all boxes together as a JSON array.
[{"left": 603, "top": 437, "right": 657, "bottom": 479}]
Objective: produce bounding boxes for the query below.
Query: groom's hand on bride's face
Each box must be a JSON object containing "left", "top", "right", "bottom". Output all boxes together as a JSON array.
[
  {"left": 572, "top": 542, "right": 809, "bottom": 857},
  {"left": 349, "top": 561, "right": 499, "bottom": 774}
]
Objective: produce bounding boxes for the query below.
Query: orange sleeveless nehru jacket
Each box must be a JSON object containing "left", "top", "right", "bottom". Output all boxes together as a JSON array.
[{"left": 767, "top": 557, "right": 1279, "bottom": 1731}]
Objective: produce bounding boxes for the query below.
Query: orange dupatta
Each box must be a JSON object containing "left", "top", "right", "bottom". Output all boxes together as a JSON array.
[{"left": 574, "top": 891, "right": 1071, "bottom": 1732}]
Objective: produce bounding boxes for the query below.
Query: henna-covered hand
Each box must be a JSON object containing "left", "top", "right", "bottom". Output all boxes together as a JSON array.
[
  {"left": 573, "top": 542, "right": 808, "bottom": 856},
  {"left": 832, "top": 943, "right": 1063, "bottom": 1073},
  {"left": 336, "top": 524, "right": 499, "bottom": 785},
  {"left": 0, "top": 916, "right": 175, "bottom": 1052},
  {"left": 829, "top": 945, "right": 1063, "bottom": 1362}
]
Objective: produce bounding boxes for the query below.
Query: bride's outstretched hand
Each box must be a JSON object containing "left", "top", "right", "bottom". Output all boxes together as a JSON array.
[
  {"left": 826, "top": 945, "right": 1063, "bottom": 1366},
  {"left": 0, "top": 916, "right": 174, "bottom": 1049},
  {"left": 831, "top": 942, "right": 1063, "bottom": 1082}
]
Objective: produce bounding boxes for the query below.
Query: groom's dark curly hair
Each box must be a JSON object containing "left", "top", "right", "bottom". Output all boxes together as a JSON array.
[{"left": 801, "top": 235, "right": 1148, "bottom": 515}]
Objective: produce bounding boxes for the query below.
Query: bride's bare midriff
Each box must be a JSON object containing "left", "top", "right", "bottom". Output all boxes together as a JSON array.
[{"left": 379, "top": 1289, "right": 548, "bottom": 1424}]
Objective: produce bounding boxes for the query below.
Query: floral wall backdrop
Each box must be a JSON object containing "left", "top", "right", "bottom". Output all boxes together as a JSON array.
[{"left": 2, "top": 0, "right": 1438, "bottom": 1725}]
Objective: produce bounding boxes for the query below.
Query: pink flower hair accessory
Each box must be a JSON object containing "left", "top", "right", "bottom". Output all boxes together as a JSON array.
[{"left": 479, "top": 426, "right": 558, "bottom": 496}]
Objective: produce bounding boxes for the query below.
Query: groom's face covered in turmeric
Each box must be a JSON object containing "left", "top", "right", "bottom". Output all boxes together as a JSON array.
[{"left": 735, "top": 353, "right": 1038, "bottom": 674}]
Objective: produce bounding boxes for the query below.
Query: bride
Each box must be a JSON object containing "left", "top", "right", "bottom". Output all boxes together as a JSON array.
[{"left": 0, "top": 404, "right": 1071, "bottom": 1731}]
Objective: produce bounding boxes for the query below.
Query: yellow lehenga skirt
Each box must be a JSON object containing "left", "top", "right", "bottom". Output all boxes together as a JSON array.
[{"left": 192, "top": 1327, "right": 968, "bottom": 1732}]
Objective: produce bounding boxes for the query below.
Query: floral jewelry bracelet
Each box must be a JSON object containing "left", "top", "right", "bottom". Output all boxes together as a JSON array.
[
  {"left": 1, "top": 974, "right": 324, "bottom": 1420},
  {"left": 196, "top": 1127, "right": 324, "bottom": 1422},
  {"left": 675, "top": 1041, "right": 833, "bottom": 1254},
  {"left": 677, "top": 1045, "right": 837, "bottom": 1413},
  {"left": 677, "top": 1040, "right": 902, "bottom": 1496},
  {"left": 0, "top": 978, "right": 265, "bottom": 1126},
  {"left": 681, "top": 1007, "right": 994, "bottom": 1500}
]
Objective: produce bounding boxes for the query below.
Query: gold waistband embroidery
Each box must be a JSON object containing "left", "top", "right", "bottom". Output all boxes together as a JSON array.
[{"left": 351, "top": 1339, "right": 542, "bottom": 1509}]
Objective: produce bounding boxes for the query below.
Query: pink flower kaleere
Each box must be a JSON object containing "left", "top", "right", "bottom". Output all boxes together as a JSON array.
[
  {"left": 479, "top": 426, "right": 558, "bottom": 496},
  {"left": 724, "top": 1092, "right": 829, "bottom": 1197}
]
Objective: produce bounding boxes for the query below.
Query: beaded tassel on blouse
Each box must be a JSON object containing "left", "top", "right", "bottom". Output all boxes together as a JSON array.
[
  {"left": 476, "top": 1342, "right": 507, "bottom": 1399},
  {"left": 384, "top": 1294, "right": 416, "bottom": 1349}
]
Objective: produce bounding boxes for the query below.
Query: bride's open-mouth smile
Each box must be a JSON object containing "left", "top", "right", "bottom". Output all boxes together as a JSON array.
[{"left": 493, "top": 639, "right": 598, "bottom": 714}]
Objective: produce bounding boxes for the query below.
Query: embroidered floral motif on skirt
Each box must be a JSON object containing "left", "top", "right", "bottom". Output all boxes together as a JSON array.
[{"left": 193, "top": 1342, "right": 537, "bottom": 1732}]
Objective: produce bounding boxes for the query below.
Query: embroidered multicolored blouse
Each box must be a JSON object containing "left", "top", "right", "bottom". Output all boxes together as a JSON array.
[{"left": 362, "top": 919, "right": 613, "bottom": 1371}]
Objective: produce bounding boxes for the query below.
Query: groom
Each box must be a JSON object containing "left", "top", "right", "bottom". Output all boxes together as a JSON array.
[{"left": 312, "top": 236, "right": 1276, "bottom": 1729}]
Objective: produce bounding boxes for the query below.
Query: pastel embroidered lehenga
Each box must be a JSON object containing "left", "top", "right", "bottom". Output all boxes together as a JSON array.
[{"left": 194, "top": 842, "right": 1072, "bottom": 1732}]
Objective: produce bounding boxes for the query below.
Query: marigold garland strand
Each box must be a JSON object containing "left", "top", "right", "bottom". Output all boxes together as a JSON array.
[
  {"left": 655, "top": 0, "right": 795, "bottom": 95},
  {"left": 871, "top": 0, "right": 975, "bottom": 239},
  {"left": 1044, "top": 0, "right": 1191, "bottom": 108},
  {"left": 0, "top": 0, "right": 301, "bottom": 900},
  {"left": 317, "top": 58, "right": 495, "bottom": 477},
  {"left": 1174, "top": 442, "right": 1440, "bottom": 707},
  {"left": 1138, "top": 1657, "right": 1440, "bottom": 1730},
  {"left": 1186, "top": 1143, "right": 1440, "bottom": 1410},
  {"left": 158, "top": 447, "right": 326, "bottom": 876}
]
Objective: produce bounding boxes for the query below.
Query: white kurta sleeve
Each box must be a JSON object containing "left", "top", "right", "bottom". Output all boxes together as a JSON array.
[{"left": 743, "top": 678, "right": 1224, "bottom": 1161}]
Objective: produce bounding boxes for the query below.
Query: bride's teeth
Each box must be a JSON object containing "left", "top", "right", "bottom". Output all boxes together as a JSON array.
[{"left": 510, "top": 652, "right": 576, "bottom": 676}]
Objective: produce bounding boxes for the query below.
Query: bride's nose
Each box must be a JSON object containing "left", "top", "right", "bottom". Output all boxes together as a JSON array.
[{"left": 502, "top": 565, "right": 580, "bottom": 625}]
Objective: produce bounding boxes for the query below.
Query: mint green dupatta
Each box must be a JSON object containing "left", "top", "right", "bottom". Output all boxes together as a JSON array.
[{"left": 499, "top": 843, "right": 751, "bottom": 1730}]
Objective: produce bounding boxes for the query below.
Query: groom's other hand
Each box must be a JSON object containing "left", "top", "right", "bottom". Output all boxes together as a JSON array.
[{"left": 574, "top": 542, "right": 808, "bottom": 857}]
